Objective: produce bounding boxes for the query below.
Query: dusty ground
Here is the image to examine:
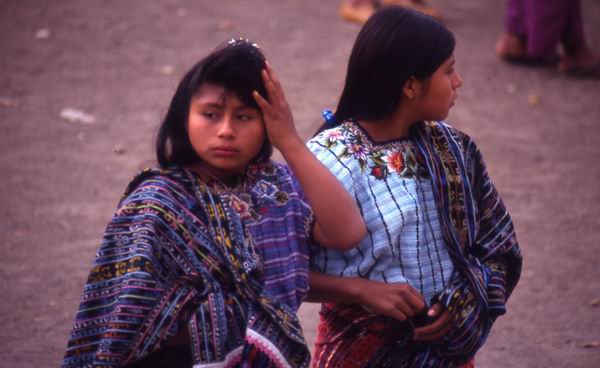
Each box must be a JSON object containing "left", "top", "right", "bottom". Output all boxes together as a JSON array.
[{"left": 1, "top": 0, "right": 599, "bottom": 367}]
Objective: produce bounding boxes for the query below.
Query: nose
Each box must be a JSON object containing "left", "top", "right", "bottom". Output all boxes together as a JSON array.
[
  {"left": 453, "top": 72, "right": 463, "bottom": 89},
  {"left": 217, "top": 116, "right": 236, "bottom": 139}
]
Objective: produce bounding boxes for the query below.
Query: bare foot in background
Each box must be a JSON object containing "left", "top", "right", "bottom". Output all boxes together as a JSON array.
[
  {"left": 560, "top": 45, "right": 600, "bottom": 78},
  {"left": 495, "top": 32, "right": 558, "bottom": 65},
  {"left": 340, "top": 0, "right": 441, "bottom": 24}
]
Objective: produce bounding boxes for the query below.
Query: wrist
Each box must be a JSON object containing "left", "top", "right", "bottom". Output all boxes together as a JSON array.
[
  {"left": 276, "top": 134, "right": 305, "bottom": 157},
  {"left": 349, "top": 277, "right": 366, "bottom": 304}
]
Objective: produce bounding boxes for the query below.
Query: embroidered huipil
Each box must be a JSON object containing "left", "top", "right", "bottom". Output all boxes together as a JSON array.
[
  {"left": 308, "top": 120, "right": 455, "bottom": 303},
  {"left": 307, "top": 119, "right": 522, "bottom": 367},
  {"left": 62, "top": 162, "right": 314, "bottom": 368}
]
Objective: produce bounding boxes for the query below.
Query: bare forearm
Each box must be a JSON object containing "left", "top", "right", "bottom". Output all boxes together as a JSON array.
[
  {"left": 308, "top": 271, "right": 426, "bottom": 321},
  {"left": 279, "top": 138, "right": 366, "bottom": 250},
  {"left": 306, "top": 271, "right": 364, "bottom": 303}
]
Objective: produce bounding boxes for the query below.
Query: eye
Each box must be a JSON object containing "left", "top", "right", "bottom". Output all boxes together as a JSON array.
[
  {"left": 236, "top": 111, "right": 259, "bottom": 121},
  {"left": 237, "top": 114, "right": 253, "bottom": 121},
  {"left": 201, "top": 111, "right": 218, "bottom": 120}
]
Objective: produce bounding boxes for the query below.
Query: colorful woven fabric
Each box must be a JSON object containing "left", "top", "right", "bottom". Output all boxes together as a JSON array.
[
  {"left": 308, "top": 120, "right": 455, "bottom": 303},
  {"left": 62, "top": 162, "right": 313, "bottom": 368},
  {"left": 309, "top": 120, "right": 522, "bottom": 367}
]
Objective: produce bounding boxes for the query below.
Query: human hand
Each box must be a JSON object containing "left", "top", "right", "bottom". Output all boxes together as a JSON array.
[
  {"left": 412, "top": 303, "right": 454, "bottom": 342},
  {"left": 356, "top": 279, "right": 426, "bottom": 321},
  {"left": 252, "top": 62, "right": 302, "bottom": 153}
]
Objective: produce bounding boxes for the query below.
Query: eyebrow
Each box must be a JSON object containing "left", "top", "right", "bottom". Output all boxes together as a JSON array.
[
  {"left": 191, "top": 101, "right": 259, "bottom": 112},
  {"left": 236, "top": 105, "right": 260, "bottom": 112},
  {"left": 192, "top": 101, "right": 224, "bottom": 108}
]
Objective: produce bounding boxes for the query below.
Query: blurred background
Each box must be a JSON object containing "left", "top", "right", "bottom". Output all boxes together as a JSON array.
[{"left": 1, "top": 0, "right": 599, "bottom": 367}]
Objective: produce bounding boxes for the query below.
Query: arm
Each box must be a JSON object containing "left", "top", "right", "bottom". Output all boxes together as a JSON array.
[
  {"left": 309, "top": 272, "right": 453, "bottom": 340},
  {"left": 307, "top": 271, "right": 426, "bottom": 321},
  {"left": 253, "top": 63, "right": 366, "bottom": 251}
]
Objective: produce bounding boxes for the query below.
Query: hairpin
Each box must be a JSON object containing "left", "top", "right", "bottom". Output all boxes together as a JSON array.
[
  {"left": 322, "top": 109, "right": 337, "bottom": 125},
  {"left": 228, "top": 37, "right": 260, "bottom": 49}
]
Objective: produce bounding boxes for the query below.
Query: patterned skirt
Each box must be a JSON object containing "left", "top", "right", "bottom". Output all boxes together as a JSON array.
[{"left": 312, "top": 303, "right": 475, "bottom": 368}]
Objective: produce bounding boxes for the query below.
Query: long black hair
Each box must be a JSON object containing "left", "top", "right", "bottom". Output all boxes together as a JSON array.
[
  {"left": 156, "top": 39, "right": 271, "bottom": 167},
  {"left": 318, "top": 6, "right": 455, "bottom": 133}
]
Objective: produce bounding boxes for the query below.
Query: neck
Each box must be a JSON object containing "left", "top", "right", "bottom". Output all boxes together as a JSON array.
[
  {"left": 188, "top": 163, "right": 244, "bottom": 187},
  {"left": 358, "top": 108, "right": 417, "bottom": 142}
]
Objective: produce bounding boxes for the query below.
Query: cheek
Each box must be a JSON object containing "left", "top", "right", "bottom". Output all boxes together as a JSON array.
[
  {"left": 247, "top": 123, "right": 266, "bottom": 151},
  {"left": 187, "top": 119, "right": 209, "bottom": 151},
  {"left": 431, "top": 82, "right": 453, "bottom": 107}
]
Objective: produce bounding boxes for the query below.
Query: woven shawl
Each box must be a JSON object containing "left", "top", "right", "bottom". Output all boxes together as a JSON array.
[
  {"left": 62, "top": 166, "right": 311, "bottom": 368},
  {"left": 412, "top": 121, "right": 522, "bottom": 361}
]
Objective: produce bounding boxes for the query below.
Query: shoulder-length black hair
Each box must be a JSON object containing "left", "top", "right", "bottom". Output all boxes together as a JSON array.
[
  {"left": 319, "top": 6, "right": 455, "bottom": 132},
  {"left": 156, "top": 39, "right": 271, "bottom": 168}
]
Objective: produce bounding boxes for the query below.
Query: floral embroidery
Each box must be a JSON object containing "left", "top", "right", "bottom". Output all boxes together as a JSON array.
[
  {"left": 382, "top": 150, "right": 404, "bottom": 174},
  {"left": 325, "top": 130, "right": 344, "bottom": 145},
  {"left": 370, "top": 166, "right": 387, "bottom": 180},
  {"left": 275, "top": 191, "right": 289, "bottom": 204},
  {"left": 230, "top": 194, "right": 256, "bottom": 221},
  {"left": 317, "top": 121, "right": 430, "bottom": 180},
  {"left": 369, "top": 151, "right": 389, "bottom": 180},
  {"left": 404, "top": 151, "right": 429, "bottom": 178},
  {"left": 347, "top": 141, "right": 370, "bottom": 162},
  {"left": 254, "top": 179, "right": 280, "bottom": 199}
]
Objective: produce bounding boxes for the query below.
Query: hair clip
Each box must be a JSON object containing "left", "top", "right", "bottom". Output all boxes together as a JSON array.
[
  {"left": 228, "top": 37, "right": 260, "bottom": 49},
  {"left": 322, "top": 109, "right": 337, "bottom": 125}
]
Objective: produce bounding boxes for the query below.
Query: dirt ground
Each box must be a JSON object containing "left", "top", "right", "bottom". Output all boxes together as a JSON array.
[{"left": 1, "top": 0, "right": 599, "bottom": 367}]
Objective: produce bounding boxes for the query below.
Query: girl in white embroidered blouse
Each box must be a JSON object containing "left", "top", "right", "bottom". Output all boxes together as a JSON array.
[{"left": 306, "top": 6, "right": 521, "bottom": 368}]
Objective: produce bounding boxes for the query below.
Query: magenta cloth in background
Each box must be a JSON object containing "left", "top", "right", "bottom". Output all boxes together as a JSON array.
[{"left": 505, "top": 0, "right": 586, "bottom": 57}]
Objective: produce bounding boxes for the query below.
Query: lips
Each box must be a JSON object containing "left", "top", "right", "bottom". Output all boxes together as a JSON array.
[{"left": 211, "top": 146, "right": 239, "bottom": 157}]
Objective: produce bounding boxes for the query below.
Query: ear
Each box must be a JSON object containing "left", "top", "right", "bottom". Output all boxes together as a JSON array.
[{"left": 402, "top": 76, "right": 422, "bottom": 99}]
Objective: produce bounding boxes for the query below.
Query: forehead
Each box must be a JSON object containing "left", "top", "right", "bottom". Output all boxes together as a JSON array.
[
  {"left": 192, "top": 83, "right": 246, "bottom": 107},
  {"left": 428, "top": 54, "right": 455, "bottom": 78},
  {"left": 441, "top": 54, "right": 455, "bottom": 67}
]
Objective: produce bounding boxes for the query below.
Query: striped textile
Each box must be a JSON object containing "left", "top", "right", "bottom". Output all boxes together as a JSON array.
[
  {"left": 308, "top": 120, "right": 455, "bottom": 303},
  {"left": 62, "top": 162, "right": 313, "bottom": 368},
  {"left": 308, "top": 120, "right": 522, "bottom": 367}
]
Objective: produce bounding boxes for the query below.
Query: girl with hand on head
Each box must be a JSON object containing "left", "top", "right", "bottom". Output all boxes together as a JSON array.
[
  {"left": 307, "top": 7, "right": 522, "bottom": 367},
  {"left": 62, "top": 39, "right": 365, "bottom": 368}
]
